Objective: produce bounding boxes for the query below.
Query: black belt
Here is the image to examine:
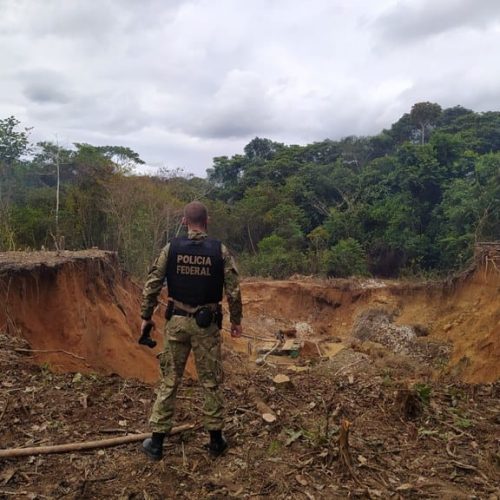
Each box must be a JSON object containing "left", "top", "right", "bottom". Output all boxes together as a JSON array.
[{"left": 172, "top": 308, "right": 196, "bottom": 318}]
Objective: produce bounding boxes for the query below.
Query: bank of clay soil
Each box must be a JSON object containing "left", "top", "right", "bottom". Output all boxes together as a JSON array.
[
  {"left": 0, "top": 250, "right": 499, "bottom": 498},
  {"left": 241, "top": 257, "right": 500, "bottom": 384},
  {"left": 0, "top": 251, "right": 164, "bottom": 384}
]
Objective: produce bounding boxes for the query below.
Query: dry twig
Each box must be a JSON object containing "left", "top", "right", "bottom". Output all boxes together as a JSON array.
[
  {"left": 338, "top": 419, "right": 362, "bottom": 486},
  {"left": 0, "top": 397, "right": 9, "bottom": 423}
]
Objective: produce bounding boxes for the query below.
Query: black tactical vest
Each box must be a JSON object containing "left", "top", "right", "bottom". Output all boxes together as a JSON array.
[{"left": 166, "top": 237, "right": 224, "bottom": 306}]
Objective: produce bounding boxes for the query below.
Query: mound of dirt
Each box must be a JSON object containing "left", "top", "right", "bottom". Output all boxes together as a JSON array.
[
  {"left": 352, "top": 308, "right": 417, "bottom": 353},
  {"left": 0, "top": 251, "right": 163, "bottom": 383}
]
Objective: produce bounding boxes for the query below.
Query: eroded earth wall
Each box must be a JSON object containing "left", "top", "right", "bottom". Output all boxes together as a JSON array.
[
  {"left": 1, "top": 250, "right": 498, "bottom": 384},
  {"left": 0, "top": 251, "right": 162, "bottom": 383}
]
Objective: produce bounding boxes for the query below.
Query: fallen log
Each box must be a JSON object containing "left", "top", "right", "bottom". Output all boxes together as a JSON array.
[{"left": 0, "top": 423, "right": 196, "bottom": 459}]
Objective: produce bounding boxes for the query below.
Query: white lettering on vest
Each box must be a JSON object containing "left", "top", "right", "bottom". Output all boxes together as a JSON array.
[
  {"left": 176, "top": 264, "right": 212, "bottom": 276},
  {"left": 176, "top": 254, "right": 213, "bottom": 266}
]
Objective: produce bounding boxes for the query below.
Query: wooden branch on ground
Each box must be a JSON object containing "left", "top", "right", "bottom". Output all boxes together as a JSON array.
[
  {"left": 0, "top": 423, "right": 197, "bottom": 458},
  {"left": 221, "top": 328, "right": 274, "bottom": 342}
]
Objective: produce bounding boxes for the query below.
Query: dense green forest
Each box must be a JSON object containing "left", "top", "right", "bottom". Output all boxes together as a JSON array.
[{"left": 0, "top": 102, "right": 498, "bottom": 279}]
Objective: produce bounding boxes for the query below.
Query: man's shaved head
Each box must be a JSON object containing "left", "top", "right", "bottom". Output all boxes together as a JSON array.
[{"left": 184, "top": 201, "right": 208, "bottom": 227}]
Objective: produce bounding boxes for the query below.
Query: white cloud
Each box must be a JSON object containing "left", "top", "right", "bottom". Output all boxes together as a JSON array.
[{"left": 0, "top": 0, "right": 499, "bottom": 175}]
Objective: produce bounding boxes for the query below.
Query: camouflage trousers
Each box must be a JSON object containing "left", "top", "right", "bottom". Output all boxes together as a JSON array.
[{"left": 149, "top": 315, "right": 224, "bottom": 433}]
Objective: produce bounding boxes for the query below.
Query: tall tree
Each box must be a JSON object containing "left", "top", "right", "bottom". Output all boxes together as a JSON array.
[
  {"left": 410, "top": 102, "right": 442, "bottom": 144},
  {"left": 0, "top": 116, "right": 31, "bottom": 204}
]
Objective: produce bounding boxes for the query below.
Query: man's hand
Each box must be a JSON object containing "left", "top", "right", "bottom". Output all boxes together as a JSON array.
[
  {"left": 139, "top": 319, "right": 157, "bottom": 348},
  {"left": 230, "top": 323, "right": 243, "bottom": 338}
]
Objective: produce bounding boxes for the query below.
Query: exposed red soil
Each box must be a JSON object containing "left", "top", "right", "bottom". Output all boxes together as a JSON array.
[
  {"left": 1, "top": 250, "right": 498, "bottom": 384},
  {"left": 241, "top": 264, "right": 500, "bottom": 384},
  {"left": 0, "top": 251, "right": 162, "bottom": 383}
]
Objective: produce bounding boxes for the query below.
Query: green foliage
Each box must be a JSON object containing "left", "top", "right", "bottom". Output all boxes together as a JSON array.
[
  {"left": 240, "top": 235, "right": 306, "bottom": 279},
  {"left": 0, "top": 210, "right": 16, "bottom": 251},
  {"left": 267, "top": 439, "right": 282, "bottom": 456},
  {"left": 264, "top": 203, "right": 306, "bottom": 247},
  {"left": 410, "top": 102, "right": 442, "bottom": 144},
  {"left": 414, "top": 383, "right": 432, "bottom": 405},
  {"left": 0, "top": 116, "right": 31, "bottom": 166},
  {"left": 453, "top": 414, "right": 473, "bottom": 429},
  {"left": 1, "top": 102, "right": 499, "bottom": 279},
  {"left": 322, "top": 238, "right": 369, "bottom": 277}
]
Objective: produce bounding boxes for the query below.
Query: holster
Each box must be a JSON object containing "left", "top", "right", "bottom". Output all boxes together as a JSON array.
[
  {"left": 165, "top": 301, "right": 174, "bottom": 320},
  {"left": 215, "top": 304, "right": 223, "bottom": 329}
]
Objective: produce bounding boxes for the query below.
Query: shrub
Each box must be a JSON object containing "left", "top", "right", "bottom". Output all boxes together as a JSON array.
[
  {"left": 239, "top": 234, "right": 306, "bottom": 279},
  {"left": 322, "top": 238, "right": 369, "bottom": 277}
]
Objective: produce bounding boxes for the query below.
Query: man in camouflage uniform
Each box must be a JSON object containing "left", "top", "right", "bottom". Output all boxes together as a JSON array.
[{"left": 140, "top": 201, "right": 243, "bottom": 460}]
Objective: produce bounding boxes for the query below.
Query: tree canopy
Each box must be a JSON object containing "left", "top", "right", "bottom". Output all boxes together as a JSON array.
[{"left": 1, "top": 102, "right": 498, "bottom": 278}]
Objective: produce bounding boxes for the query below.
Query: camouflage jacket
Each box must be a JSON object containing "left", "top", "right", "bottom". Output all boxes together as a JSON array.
[{"left": 140, "top": 230, "right": 242, "bottom": 324}]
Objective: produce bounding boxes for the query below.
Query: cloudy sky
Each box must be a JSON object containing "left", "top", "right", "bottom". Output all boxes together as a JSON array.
[{"left": 1, "top": 0, "right": 499, "bottom": 175}]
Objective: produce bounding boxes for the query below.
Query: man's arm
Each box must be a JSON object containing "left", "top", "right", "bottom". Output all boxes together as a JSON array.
[
  {"left": 140, "top": 244, "right": 170, "bottom": 321},
  {"left": 221, "top": 244, "right": 243, "bottom": 337}
]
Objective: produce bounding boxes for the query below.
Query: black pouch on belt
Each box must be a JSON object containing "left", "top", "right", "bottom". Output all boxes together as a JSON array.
[{"left": 195, "top": 306, "right": 213, "bottom": 328}]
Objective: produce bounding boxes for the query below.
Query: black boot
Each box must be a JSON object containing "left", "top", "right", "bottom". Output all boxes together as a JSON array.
[
  {"left": 141, "top": 432, "right": 165, "bottom": 461},
  {"left": 207, "top": 430, "right": 228, "bottom": 457}
]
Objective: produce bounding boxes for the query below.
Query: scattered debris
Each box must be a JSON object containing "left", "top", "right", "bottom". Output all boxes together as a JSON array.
[
  {"left": 352, "top": 309, "right": 418, "bottom": 354},
  {"left": 257, "top": 339, "right": 301, "bottom": 357},
  {"left": 279, "top": 328, "right": 297, "bottom": 338},
  {"left": 0, "top": 328, "right": 498, "bottom": 498},
  {"left": 248, "top": 387, "right": 277, "bottom": 423},
  {"left": 272, "top": 374, "right": 291, "bottom": 387}
]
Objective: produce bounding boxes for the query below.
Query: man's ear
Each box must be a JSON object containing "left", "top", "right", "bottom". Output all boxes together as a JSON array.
[{"left": 181, "top": 216, "right": 187, "bottom": 226}]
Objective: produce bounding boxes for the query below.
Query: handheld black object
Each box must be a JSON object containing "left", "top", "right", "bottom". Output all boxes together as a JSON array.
[{"left": 139, "top": 322, "right": 157, "bottom": 348}]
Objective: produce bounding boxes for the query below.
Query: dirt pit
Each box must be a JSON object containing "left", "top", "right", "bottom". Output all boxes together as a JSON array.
[
  {"left": 0, "top": 250, "right": 499, "bottom": 498},
  {"left": 1, "top": 249, "right": 498, "bottom": 384},
  {"left": 238, "top": 255, "right": 500, "bottom": 383}
]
